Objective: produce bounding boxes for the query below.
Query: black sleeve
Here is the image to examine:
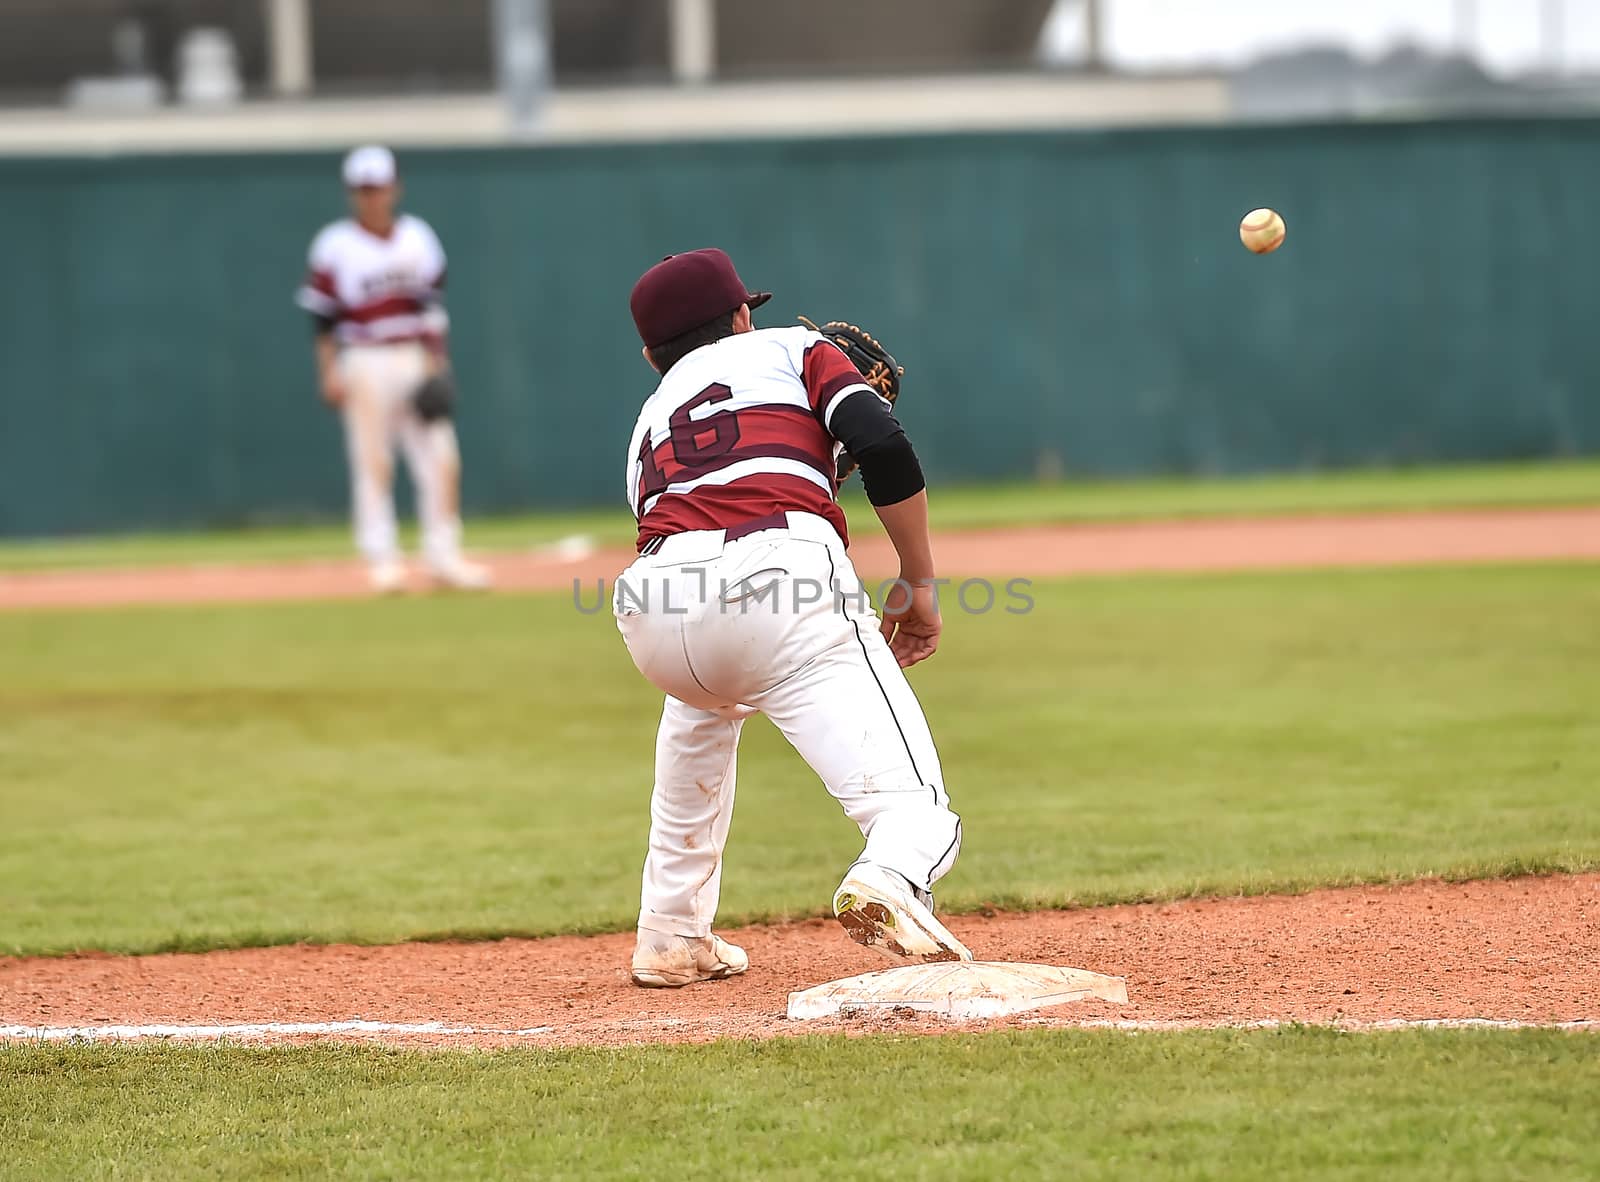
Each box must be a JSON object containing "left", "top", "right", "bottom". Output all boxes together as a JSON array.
[
  {"left": 310, "top": 313, "right": 337, "bottom": 337},
  {"left": 829, "top": 389, "right": 926, "bottom": 506}
]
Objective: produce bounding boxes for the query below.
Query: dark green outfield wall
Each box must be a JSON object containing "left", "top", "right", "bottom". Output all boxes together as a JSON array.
[{"left": 3, "top": 117, "right": 1597, "bottom": 536}]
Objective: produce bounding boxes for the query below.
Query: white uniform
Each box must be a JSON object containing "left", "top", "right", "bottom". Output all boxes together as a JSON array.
[
  {"left": 296, "top": 214, "right": 469, "bottom": 576},
  {"left": 614, "top": 328, "right": 962, "bottom": 939}
]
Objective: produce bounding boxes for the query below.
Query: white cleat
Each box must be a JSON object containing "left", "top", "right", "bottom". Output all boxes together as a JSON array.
[
  {"left": 630, "top": 931, "right": 750, "bottom": 989},
  {"left": 833, "top": 864, "right": 973, "bottom": 964},
  {"left": 427, "top": 558, "right": 493, "bottom": 591},
  {"left": 369, "top": 559, "right": 407, "bottom": 595}
]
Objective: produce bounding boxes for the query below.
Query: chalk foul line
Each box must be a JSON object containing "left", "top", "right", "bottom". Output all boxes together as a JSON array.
[
  {"left": 0, "top": 1020, "right": 556, "bottom": 1043},
  {"left": 1044, "top": 1017, "right": 1597, "bottom": 1033},
  {"left": 0, "top": 1016, "right": 1593, "bottom": 1045}
]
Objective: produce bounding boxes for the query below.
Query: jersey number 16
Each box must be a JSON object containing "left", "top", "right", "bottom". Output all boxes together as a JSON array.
[{"left": 638, "top": 383, "right": 742, "bottom": 500}]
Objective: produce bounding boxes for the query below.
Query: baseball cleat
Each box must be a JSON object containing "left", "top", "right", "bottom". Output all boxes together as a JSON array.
[
  {"left": 427, "top": 558, "right": 493, "bottom": 591},
  {"left": 833, "top": 864, "right": 972, "bottom": 964},
  {"left": 630, "top": 931, "right": 750, "bottom": 988},
  {"left": 368, "top": 559, "right": 407, "bottom": 594}
]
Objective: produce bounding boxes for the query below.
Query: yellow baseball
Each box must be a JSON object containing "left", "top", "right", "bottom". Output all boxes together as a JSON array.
[{"left": 1239, "top": 208, "right": 1286, "bottom": 254}]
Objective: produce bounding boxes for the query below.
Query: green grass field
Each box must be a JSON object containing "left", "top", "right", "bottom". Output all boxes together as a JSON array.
[
  {"left": 6, "top": 1031, "right": 1598, "bottom": 1181},
  {"left": 1, "top": 458, "right": 1595, "bottom": 571},
  {"left": 4, "top": 471, "right": 1597, "bottom": 1180},
  {"left": 2, "top": 564, "right": 1595, "bottom": 956}
]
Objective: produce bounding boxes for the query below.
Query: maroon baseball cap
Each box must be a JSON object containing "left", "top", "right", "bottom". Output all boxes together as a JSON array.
[{"left": 629, "top": 248, "right": 772, "bottom": 348}]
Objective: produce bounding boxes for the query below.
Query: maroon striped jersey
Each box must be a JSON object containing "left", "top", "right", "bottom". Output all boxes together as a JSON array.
[
  {"left": 296, "top": 214, "right": 447, "bottom": 346},
  {"left": 625, "top": 327, "right": 881, "bottom": 551}
]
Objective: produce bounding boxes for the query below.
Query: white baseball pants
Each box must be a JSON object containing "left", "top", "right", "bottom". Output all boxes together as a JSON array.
[
  {"left": 614, "top": 511, "right": 962, "bottom": 937},
  {"left": 338, "top": 342, "right": 465, "bottom": 571}
]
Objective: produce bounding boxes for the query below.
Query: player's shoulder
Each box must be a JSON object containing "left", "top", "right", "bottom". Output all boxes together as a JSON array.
[
  {"left": 397, "top": 213, "right": 443, "bottom": 245},
  {"left": 751, "top": 324, "right": 822, "bottom": 349},
  {"left": 308, "top": 218, "right": 361, "bottom": 257},
  {"left": 742, "top": 324, "right": 830, "bottom": 367}
]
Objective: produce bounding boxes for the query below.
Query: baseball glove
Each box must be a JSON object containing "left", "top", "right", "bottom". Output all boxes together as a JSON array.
[
  {"left": 411, "top": 371, "right": 457, "bottom": 423},
  {"left": 799, "top": 316, "right": 905, "bottom": 482}
]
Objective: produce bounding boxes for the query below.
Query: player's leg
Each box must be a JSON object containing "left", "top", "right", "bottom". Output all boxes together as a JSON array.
[
  {"left": 753, "top": 628, "right": 962, "bottom": 884},
  {"left": 744, "top": 539, "right": 969, "bottom": 961},
  {"left": 637, "top": 695, "right": 745, "bottom": 937},
  {"left": 630, "top": 695, "right": 751, "bottom": 987},
  {"left": 339, "top": 348, "right": 403, "bottom": 591},
  {"left": 398, "top": 416, "right": 475, "bottom": 582},
  {"left": 652, "top": 530, "right": 962, "bottom": 894},
  {"left": 614, "top": 558, "right": 750, "bottom": 986},
  {"left": 395, "top": 351, "right": 488, "bottom": 590}
]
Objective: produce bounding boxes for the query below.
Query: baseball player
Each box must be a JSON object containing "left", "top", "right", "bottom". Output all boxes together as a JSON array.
[
  {"left": 616, "top": 248, "right": 969, "bottom": 988},
  {"left": 296, "top": 145, "right": 490, "bottom": 593}
]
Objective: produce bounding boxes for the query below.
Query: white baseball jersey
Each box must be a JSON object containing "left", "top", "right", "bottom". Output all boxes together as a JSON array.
[
  {"left": 297, "top": 214, "right": 448, "bottom": 346},
  {"left": 624, "top": 326, "right": 880, "bottom": 551}
]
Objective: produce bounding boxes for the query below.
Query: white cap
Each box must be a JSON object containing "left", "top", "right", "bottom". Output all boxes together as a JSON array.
[{"left": 342, "top": 145, "right": 397, "bottom": 188}]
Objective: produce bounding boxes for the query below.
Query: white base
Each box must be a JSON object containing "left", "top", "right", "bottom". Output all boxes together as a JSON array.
[{"left": 787, "top": 961, "right": 1128, "bottom": 1022}]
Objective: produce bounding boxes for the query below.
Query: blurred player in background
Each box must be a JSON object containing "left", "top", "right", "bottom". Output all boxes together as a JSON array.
[{"left": 296, "top": 145, "right": 490, "bottom": 593}]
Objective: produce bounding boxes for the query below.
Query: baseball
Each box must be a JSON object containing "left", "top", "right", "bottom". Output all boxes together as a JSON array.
[{"left": 1239, "top": 208, "right": 1286, "bottom": 254}]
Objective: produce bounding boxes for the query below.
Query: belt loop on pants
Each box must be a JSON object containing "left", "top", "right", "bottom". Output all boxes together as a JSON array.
[
  {"left": 778, "top": 511, "right": 842, "bottom": 546},
  {"left": 723, "top": 512, "right": 790, "bottom": 544}
]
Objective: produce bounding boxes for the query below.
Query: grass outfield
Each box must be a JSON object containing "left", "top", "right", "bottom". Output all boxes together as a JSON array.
[
  {"left": 3, "top": 564, "right": 1595, "bottom": 957},
  {"left": 1, "top": 458, "right": 1596, "bottom": 571},
  {"left": 5, "top": 1030, "right": 1598, "bottom": 1180}
]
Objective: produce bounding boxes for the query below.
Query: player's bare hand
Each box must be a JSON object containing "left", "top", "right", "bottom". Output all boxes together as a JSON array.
[
  {"left": 879, "top": 579, "right": 941, "bottom": 668},
  {"left": 319, "top": 371, "right": 346, "bottom": 408}
]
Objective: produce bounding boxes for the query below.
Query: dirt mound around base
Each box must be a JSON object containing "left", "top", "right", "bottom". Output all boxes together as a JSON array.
[{"left": 2, "top": 875, "right": 1594, "bottom": 1048}]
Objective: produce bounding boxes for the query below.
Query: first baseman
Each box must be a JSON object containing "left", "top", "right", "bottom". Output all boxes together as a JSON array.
[
  {"left": 296, "top": 145, "right": 490, "bottom": 593},
  {"left": 616, "top": 248, "right": 968, "bottom": 987}
]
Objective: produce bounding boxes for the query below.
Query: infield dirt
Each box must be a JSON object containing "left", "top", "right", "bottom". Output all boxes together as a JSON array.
[
  {"left": 2, "top": 506, "right": 1597, "bottom": 610},
  {"left": 1, "top": 875, "right": 1594, "bottom": 1047}
]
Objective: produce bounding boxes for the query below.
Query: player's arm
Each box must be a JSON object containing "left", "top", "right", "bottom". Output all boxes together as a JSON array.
[
  {"left": 297, "top": 250, "right": 346, "bottom": 407},
  {"left": 310, "top": 317, "right": 343, "bottom": 407},
  {"left": 829, "top": 391, "right": 940, "bottom": 668},
  {"left": 417, "top": 220, "right": 451, "bottom": 370}
]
